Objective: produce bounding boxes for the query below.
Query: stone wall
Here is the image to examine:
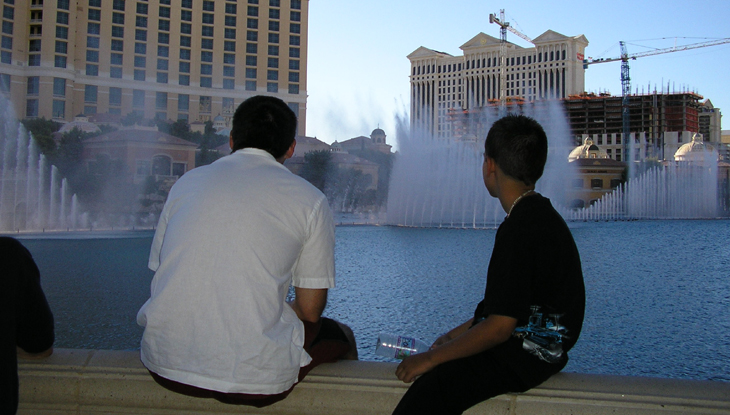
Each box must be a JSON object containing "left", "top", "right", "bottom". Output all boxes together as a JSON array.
[{"left": 18, "top": 349, "right": 730, "bottom": 414}]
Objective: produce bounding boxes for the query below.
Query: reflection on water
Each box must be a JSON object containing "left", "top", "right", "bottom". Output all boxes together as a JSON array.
[{"left": 14, "top": 220, "right": 730, "bottom": 382}]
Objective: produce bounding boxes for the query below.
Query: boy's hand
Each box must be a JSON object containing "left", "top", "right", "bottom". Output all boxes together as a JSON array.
[
  {"left": 431, "top": 333, "right": 451, "bottom": 349},
  {"left": 395, "top": 351, "right": 436, "bottom": 383}
]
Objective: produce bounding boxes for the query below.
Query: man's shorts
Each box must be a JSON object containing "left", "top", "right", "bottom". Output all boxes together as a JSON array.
[{"left": 148, "top": 317, "right": 352, "bottom": 407}]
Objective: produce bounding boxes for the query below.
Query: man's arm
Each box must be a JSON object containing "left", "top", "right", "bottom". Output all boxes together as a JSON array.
[
  {"left": 395, "top": 314, "right": 517, "bottom": 383},
  {"left": 289, "top": 287, "right": 327, "bottom": 323}
]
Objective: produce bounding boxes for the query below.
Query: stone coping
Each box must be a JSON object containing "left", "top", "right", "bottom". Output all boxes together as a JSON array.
[{"left": 17, "top": 349, "right": 730, "bottom": 415}]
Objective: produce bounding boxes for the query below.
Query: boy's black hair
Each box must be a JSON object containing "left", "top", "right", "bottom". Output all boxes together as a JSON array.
[
  {"left": 484, "top": 114, "right": 548, "bottom": 186},
  {"left": 230, "top": 95, "right": 297, "bottom": 159}
]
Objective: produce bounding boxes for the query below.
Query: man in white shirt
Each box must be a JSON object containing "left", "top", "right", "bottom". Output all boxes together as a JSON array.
[{"left": 137, "top": 95, "right": 356, "bottom": 407}]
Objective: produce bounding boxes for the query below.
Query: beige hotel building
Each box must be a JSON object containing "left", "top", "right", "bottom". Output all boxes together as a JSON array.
[
  {"left": 408, "top": 30, "right": 588, "bottom": 138},
  {"left": 0, "top": 0, "right": 308, "bottom": 133}
]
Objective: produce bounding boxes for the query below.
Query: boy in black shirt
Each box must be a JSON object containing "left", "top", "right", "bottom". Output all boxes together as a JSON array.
[{"left": 394, "top": 115, "right": 585, "bottom": 415}]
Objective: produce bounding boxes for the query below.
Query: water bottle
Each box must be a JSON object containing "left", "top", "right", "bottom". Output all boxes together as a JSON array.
[{"left": 375, "top": 333, "right": 430, "bottom": 360}]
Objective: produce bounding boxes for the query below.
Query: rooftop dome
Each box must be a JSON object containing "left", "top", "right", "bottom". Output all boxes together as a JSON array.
[
  {"left": 568, "top": 137, "right": 608, "bottom": 161},
  {"left": 674, "top": 133, "right": 718, "bottom": 162}
]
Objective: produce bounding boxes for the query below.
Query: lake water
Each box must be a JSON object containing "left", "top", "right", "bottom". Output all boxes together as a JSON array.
[{"left": 12, "top": 220, "right": 730, "bottom": 382}]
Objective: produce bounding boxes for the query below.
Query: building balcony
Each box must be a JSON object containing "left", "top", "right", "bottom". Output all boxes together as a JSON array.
[{"left": 17, "top": 348, "right": 730, "bottom": 415}]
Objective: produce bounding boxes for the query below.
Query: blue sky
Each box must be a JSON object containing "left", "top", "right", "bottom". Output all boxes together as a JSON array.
[{"left": 306, "top": 0, "right": 730, "bottom": 146}]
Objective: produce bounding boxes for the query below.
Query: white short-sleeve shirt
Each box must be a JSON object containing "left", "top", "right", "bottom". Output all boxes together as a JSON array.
[{"left": 137, "top": 148, "right": 335, "bottom": 394}]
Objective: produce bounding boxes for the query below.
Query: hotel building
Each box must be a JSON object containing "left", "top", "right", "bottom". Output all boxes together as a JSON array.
[
  {"left": 0, "top": 0, "right": 309, "bottom": 133},
  {"left": 408, "top": 30, "right": 589, "bottom": 138}
]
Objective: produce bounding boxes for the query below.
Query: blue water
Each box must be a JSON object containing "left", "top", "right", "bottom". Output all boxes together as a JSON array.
[{"left": 13, "top": 220, "right": 730, "bottom": 382}]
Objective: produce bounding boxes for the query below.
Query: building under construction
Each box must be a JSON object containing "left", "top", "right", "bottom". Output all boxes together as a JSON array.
[{"left": 565, "top": 91, "right": 707, "bottom": 161}]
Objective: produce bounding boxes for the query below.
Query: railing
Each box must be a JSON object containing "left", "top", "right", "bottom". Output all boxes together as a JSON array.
[{"left": 18, "top": 349, "right": 730, "bottom": 415}]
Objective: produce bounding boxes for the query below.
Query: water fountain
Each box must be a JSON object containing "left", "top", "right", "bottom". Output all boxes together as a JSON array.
[
  {"left": 0, "top": 96, "right": 85, "bottom": 232},
  {"left": 387, "top": 100, "right": 723, "bottom": 225},
  {"left": 387, "top": 100, "right": 577, "bottom": 228}
]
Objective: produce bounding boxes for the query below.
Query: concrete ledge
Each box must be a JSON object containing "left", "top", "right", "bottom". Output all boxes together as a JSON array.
[{"left": 18, "top": 349, "right": 730, "bottom": 415}]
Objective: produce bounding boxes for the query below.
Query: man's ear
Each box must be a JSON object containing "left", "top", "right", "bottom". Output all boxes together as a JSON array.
[
  {"left": 285, "top": 139, "right": 296, "bottom": 159},
  {"left": 229, "top": 134, "right": 234, "bottom": 150}
]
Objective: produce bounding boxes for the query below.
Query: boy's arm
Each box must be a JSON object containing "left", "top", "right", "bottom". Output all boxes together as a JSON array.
[
  {"left": 289, "top": 287, "right": 328, "bottom": 323},
  {"left": 395, "top": 314, "right": 517, "bottom": 383}
]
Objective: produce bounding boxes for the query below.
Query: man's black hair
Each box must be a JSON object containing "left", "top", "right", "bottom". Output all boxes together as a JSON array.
[
  {"left": 484, "top": 114, "right": 548, "bottom": 186},
  {"left": 230, "top": 95, "right": 297, "bottom": 159}
]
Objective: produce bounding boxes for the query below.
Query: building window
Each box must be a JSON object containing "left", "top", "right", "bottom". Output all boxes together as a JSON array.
[
  {"left": 201, "top": 51, "right": 213, "bottom": 62},
  {"left": 199, "top": 96, "right": 211, "bottom": 113},
  {"left": 288, "top": 72, "right": 299, "bottom": 82},
  {"left": 290, "top": 35, "right": 300, "bottom": 46},
  {"left": 270, "top": 0, "right": 280, "bottom": 7},
  {"left": 203, "top": 0, "right": 214, "bottom": 11},
  {"left": 247, "top": 18, "right": 258, "bottom": 29},
  {"left": 134, "top": 70, "right": 145, "bottom": 81},
  {"left": 109, "top": 87, "right": 122, "bottom": 106},
  {"left": 201, "top": 64, "right": 212, "bottom": 75},
  {"left": 269, "top": 9, "right": 279, "bottom": 19},
  {"left": 202, "top": 13, "right": 214, "bottom": 24},
  {"left": 28, "top": 54, "right": 41, "bottom": 66},
  {"left": 57, "top": 0, "right": 70, "bottom": 10},
  {"left": 135, "top": 42, "right": 146, "bottom": 54},
  {"left": 223, "top": 79, "right": 234, "bottom": 90},
  {"left": 158, "top": 45, "right": 169, "bottom": 57},
  {"left": 225, "top": 28, "right": 236, "bottom": 39},
  {"left": 172, "top": 163, "right": 186, "bottom": 177},
  {"left": 134, "top": 56, "right": 146, "bottom": 67},
  {"left": 289, "top": 47, "right": 300, "bottom": 58},
  {"left": 27, "top": 77, "right": 40, "bottom": 95},
  {"left": 1, "top": 21, "right": 12, "bottom": 35},
  {"left": 0, "top": 50, "right": 9, "bottom": 64},
  {"left": 87, "top": 36, "right": 99, "bottom": 49},
  {"left": 180, "top": 36, "right": 191, "bottom": 47},
  {"left": 268, "top": 33, "right": 279, "bottom": 44},
  {"left": 111, "top": 39, "right": 123, "bottom": 51},
  {"left": 112, "top": 12, "right": 124, "bottom": 24},
  {"left": 247, "top": 6, "right": 258, "bottom": 16},
  {"left": 288, "top": 84, "right": 299, "bottom": 94},
  {"left": 287, "top": 102, "right": 299, "bottom": 115},
  {"left": 289, "top": 60, "right": 299, "bottom": 70},
  {"left": 53, "top": 78, "right": 65, "bottom": 96},
  {"left": 247, "top": 31, "right": 258, "bottom": 41},
  {"left": 113, "top": 0, "right": 124, "bottom": 10},
  {"left": 133, "top": 90, "right": 145, "bottom": 108},
  {"left": 223, "top": 66, "right": 235, "bottom": 77},
  {"left": 267, "top": 82, "right": 277, "bottom": 92},
  {"left": 225, "top": 3, "right": 236, "bottom": 13},
  {"left": 84, "top": 106, "right": 97, "bottom": 115},
  {"left": 201, "top": 38, "right": 213, "bottom": 49},
  {"left": 181, "top": 9, "right": 192, "bottom": 21},
  {"left": 199, "top": 25, "right": 213, "bottom": 37},
  {"left": 225, "top": 15, "right": 236, "bottom": 26},
  {"left": 136, "top": 16, "right": 148, "bottom": 27},
  {"left": 268, "top": 45, "right": 279, "bottom": 56},
  {"left": 178, "top": 94, "right": 189, "bottom": 111},
  {"left": 158, "top": 32, "right": 169, "bottom": 44},
  {"left": 591, "top": 179, "right": 603, "bottom": 189},
  {"left": 267, "top": 70, "right": 278, "bottom": 80},
  {"left": 84, "top": 85, "right": 98, "bottom": 103},
  {"left": 224, "top": 41, "right": 235, "bottom": 52},
  {"left": 26, "top": 99, "right": 39, "bottom": 117},
  {"left": 88, "top": 8, "right": 101, "bottom": 21},
  {"left": 86, "top": 64, "right": 98, "bottom": 76},
  {"left": 181, "top": 22, "right": 191, "bottom": 34},
  {"left": 245, "top": 80, "right": 256, "bottom": 91},
  {"left": 0, "top": 73, "right": 10, "bottom": 92},
  {"left": 54, "top": 55, "right": 67, "bottom": 68},
  {"left": 134, "top": 29, "right": 145, "bottom": 41},
  {"left": 246, "top": 68, "right": 256, "bottom": 78},
  {"left": 152, "top": 155, "right": 171, "bottom": 176},
  {"left": 56, "top": 26, "right": 69, "bottom": 39},
  {"left": 56, "top": 11, "right": 68, "bottom": 24},
  {"left": 290, "top": 11, "right": 301, "bottom": 22},
  {"left": 180, "top": 49, "right": 190, "bottom": 60},
  {"left": 290, "top": 23, "right": 300, "bottom": 34},
  {"left": 200, "top": 77, "right": 212, "bottom": 88},
  {"left": 52, "top": 100, "right": 65, "bottom": 118},
  {"left": 155, "top": 92, "right": 167, "bottom": 109},
  {"left": 179, "top": 61, "right": 190, "bottom": 73},
  {"left": 182, "top": 0, "right": 192, "bottom": 8},
  {"left": 246, "top": 56, "right": 256, "bottom": 66},
  {"left": 159, "top": 6, "right": 170, "bottom": 18},
  {"left": 179, "top": 75, "right": 190, "bottom": 86},
  {"left": 110, "top": 67, "right": 122, "bottom": 78},
  {"left": 156, "top": 72, "right": 168, "bottom": 83},
  {"left": 86, "top": 50, "right": 99, "bottom": 62}
]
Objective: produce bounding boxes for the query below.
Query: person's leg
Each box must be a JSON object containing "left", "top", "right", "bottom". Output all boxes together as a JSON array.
[
  {"left": 149, "top": 316, "right": 356, "bottom": 407},
  {"left": 393, "top": 351, "right": 528, "bottom": 415}
]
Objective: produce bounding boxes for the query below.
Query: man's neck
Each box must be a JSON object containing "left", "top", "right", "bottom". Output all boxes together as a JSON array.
[{"left": 498, "top": 182, "right": 536, "bottom": 215}]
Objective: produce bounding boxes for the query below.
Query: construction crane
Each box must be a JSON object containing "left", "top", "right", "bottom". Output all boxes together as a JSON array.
[
  {"left": 489, "top": 10, "right": 533, "bottom": 106},
  {"left": 583, "top": 38, "right": 730, "bottom": 166}
]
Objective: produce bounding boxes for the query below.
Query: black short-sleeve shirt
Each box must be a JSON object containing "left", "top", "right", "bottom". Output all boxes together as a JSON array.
[{"left": 473, "top": 195, "right": 585, "bottom": 385}]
